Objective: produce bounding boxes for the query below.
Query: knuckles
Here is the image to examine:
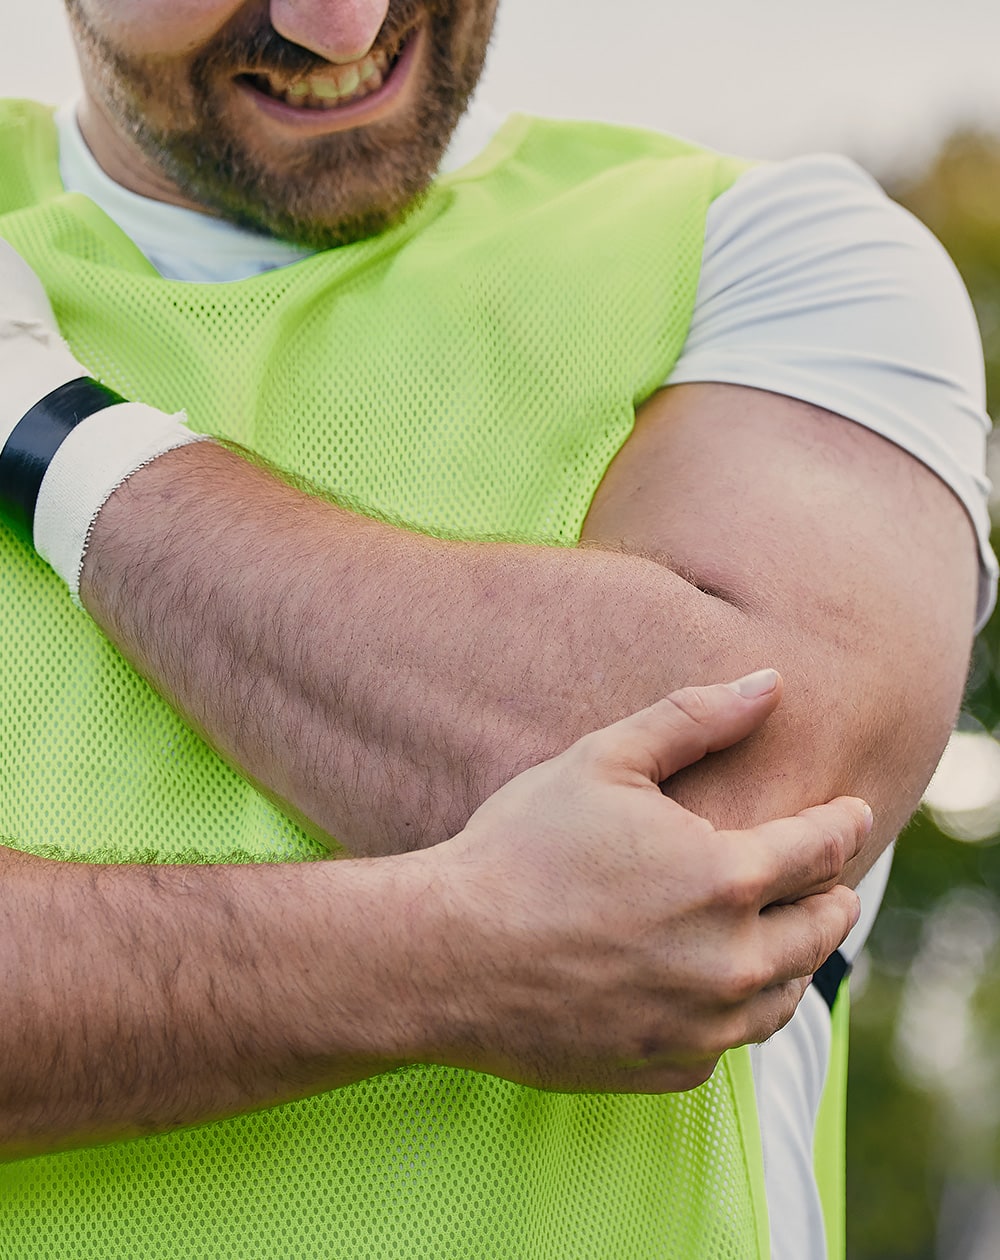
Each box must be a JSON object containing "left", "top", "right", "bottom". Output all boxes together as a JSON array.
[
  {"left": 664, "top": 686, "right": 715, "bottom": 726},
  {"left": 712, "top": 853, "right": 766, "bottom": 914},
  {"left": 613, "top": 1025, "right": 727, "bottom": 1086},
  {"left": 745, "top": 984, "right": 803, "bottom": 1047},
  {"left": 812, "top": 820, "right": 848, "bottom": 884},
  {"left": 713, "top": 959, "right": 772, "bottom": 1007}
]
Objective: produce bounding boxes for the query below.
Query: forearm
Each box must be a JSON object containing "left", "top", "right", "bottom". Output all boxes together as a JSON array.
[
  {"left": 0, "top": 843, "right": 430, "bottom": 1160},
  {"left": 80, "top": 443, "right": 766, "bottom": 856},
  {"left": 0, "top": 243, "right": 978, "bottom": 878},
  {"left": 80, "top": 381, "right": 976, "bottom": 875},
  {"left": 0, "top": 682, "right": 874, "bottom": 1155}
]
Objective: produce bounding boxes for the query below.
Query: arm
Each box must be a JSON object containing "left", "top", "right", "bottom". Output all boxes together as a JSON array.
[
  {"left": 66, "top": 156, "right": 983, "bottom": 870},
  {"left": 0, "top": 240, "right": 976, "bottom": 1154},
  {"left": 80, "top": 380, "right": 979, "bottom": 876},
  {"left": 0, "top": 679, "right": 869, "bottom": 1158},
  {"left": 0, "top": 235, "right": 975, "bottom": 870}
]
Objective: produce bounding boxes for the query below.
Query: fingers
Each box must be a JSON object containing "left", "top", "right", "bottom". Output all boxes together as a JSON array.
[
  {"left": 722, "top": 892, "right": 857, "bottom": 1054},
  {"left": 618, "top": 888, "right": 859, "bottom": 1094},
  {"left": 598, "top": 974, "right": 817, "bottom": 1096},
  {"left": 758, "top": 885, "right": 861, "bottom": 983},
  {"left": 690, "top": 887, "right": 858, "bottom": 1056},
  {"left": 578, "top": 669, "right": 784, "bottom": 786},
  {"left": 748, "top": 795, "right": 873, "bottom": 906},
  {"left": 645, "top": 887, "right": 859, "bottom": 1082},
  {"left": 735, "top": 977, "right": 813, "bottom": 1053}
]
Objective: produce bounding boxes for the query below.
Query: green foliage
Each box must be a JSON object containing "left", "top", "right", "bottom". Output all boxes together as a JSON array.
[{"left": 849, "top": 968, "right": 937, "bottom": 1260}]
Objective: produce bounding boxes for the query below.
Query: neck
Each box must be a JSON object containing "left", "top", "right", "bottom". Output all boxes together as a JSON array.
[{"left": 76, "top": 90, "right": 218, "bottom": 216}]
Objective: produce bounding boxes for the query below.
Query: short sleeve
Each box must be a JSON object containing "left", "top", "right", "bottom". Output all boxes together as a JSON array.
[{"left": 667, "top": 154, "right": 998, "bottom": 630}]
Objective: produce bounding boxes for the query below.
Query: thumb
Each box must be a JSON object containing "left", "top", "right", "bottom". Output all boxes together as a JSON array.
[{"left": 585, "top": 670, "right": 783, "bottom": 785}]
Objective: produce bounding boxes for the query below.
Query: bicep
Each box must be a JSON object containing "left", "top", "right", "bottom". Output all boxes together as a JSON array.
[{"left": 582, "top": 381, "right": 980, "bottom": 877}]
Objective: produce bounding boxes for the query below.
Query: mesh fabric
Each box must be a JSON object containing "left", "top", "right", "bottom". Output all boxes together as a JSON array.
[{"left": 0, "top": 101, "right": 768, "bottom": 1257}]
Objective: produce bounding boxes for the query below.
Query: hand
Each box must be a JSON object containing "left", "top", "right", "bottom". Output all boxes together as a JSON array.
[
  {"left": 414, "top": 670, "right": 869, "bottom": 1093},
  {"left": 0, "top": 238, "right": 88, "bottom": 444}
]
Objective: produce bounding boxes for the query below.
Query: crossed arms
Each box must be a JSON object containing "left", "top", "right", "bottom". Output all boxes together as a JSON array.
[
  {"left": 0, "top": 303, "right": 980, "bottom": 1157},
  {"left": 81, "top": 378, "right": 977, "bottom": 861}
]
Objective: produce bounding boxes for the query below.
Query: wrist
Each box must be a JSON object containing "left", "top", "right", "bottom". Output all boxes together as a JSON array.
[
  {"left": 376, "top": 841, "right": 506, "bottom": 1074},
  {"left": 0, "top": 371, "right": 206, "bottom": 600},
  {"left": 302, "top": 850, "right": 471, "bottom": 1073},
  {"left": 330, "top": 845, "right": 495, "bottom": 1073},
  {"left": 32, "top": 395, "right": 206, "bottom": 599},
  {"left": 0, "top": 240, "right": 209, "bottom": 595}
]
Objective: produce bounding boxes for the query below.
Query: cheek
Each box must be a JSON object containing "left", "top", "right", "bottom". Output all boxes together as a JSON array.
[
  {"left": 84, "top": 0, "right": 243, "bottom": 56},
  {"left": 450, "top": 1, "right": 497, "bottom": 60}
]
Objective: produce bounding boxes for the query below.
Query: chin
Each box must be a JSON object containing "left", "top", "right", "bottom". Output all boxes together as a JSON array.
[{"left": 136, "top": 67, "right": 462, "bottom": 247}]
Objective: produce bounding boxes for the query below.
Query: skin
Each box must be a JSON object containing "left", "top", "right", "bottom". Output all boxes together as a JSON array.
[
  {"left": 77, "top": 386, "right": 975, "bottom": 875},
  {"left": 65, "top": 0, "right": 499, "bottom": 246},
  {"left": 0, "top": 0, "right": 981, "bottom": 1157},
  {"left": 1, "top": 679, "right": 869, "bottom": 1157}
]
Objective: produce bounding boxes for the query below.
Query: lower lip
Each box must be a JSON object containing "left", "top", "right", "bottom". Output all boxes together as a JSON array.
[{"left": 236, "top": 27, "right": 425, "bottom": 135}]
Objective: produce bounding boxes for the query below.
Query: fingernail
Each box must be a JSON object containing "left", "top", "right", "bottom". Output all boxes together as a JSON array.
[
  {"left": 861, "top": 802, "right": 874, "bottom": 835},
  {"left": 726, "top": 668, "right": 779, "bottom": 699}
]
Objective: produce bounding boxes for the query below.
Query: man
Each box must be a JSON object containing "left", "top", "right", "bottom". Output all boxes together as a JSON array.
[{"left": 0, "top": 1, "right": 992, "bottom": 1257}]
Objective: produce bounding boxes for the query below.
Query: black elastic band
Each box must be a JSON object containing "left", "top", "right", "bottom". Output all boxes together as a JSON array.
[
  {"left": 0, "top": 377, "right": 125, "bottom": 538},
  {"left": 812, "top": 949, "right": 850, "bottom": 1012}
]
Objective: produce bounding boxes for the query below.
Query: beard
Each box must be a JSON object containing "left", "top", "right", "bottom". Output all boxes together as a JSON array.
[{"left": 65, "top": 0, "right": 497, "bottom": 249}]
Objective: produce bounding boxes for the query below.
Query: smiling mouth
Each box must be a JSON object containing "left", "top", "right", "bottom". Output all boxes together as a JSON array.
[{"left": 239, "top": 40, "right": 406, "bottom": 111}]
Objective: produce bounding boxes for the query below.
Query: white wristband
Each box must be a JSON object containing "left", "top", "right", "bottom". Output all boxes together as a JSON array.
[
  {"left": 0, "top": 243, "right": 209, "bottom": 599},
  {"left": 32, "top": 400, "right": 208, "bottom": 602}
]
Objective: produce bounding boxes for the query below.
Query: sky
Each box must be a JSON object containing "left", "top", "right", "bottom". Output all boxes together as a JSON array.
[{"left": 8, "top": 0, "right": 1000, "bottom": 180}]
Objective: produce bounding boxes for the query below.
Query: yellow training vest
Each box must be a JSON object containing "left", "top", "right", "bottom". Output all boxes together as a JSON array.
[{"left": 0, "top": 99, "right": 776, "bottom": 1258}]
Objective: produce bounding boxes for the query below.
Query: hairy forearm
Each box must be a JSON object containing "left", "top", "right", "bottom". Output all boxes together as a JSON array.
[
  {"left": 81, "top": 431, "right": 956, "bottom": 876},
  {"left": 80, "top": 442, "right": 785, "bottom": 857},
  {"left": 0, "top": 680, "right": 875, "bottom": 1154},
  {"left": 0, "top": 844, "right": 429, "bottom": 1160}
]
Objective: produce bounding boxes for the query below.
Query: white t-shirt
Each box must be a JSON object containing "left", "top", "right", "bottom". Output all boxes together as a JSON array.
[{"left": 56, "top": 102, "right": 997, "bottom": 1260}]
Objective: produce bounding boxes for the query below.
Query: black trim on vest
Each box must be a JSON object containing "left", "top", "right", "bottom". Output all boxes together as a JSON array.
[
  {"left": 812, "top": 949, "right": 851, "bottom": 1012},
  {"left": 0, "top": 377, "right": 125, "bottom": 537}
]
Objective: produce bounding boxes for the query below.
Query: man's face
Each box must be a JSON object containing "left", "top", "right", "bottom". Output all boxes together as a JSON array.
[{"left": 65, "top": 0, "right": 498, "bottom": 247}]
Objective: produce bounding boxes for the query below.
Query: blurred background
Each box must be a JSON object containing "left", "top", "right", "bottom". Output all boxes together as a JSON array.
[{"left": 10, "top": 2, "right": 1000, "bottom": 1255}]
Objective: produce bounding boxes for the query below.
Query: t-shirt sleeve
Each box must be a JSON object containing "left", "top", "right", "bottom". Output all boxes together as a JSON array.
[{"left": 667, "top": 153, "right": 998, "bottom": 630}]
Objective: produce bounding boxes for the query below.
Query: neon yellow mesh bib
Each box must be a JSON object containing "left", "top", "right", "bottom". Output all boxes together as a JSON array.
[{"left": 0, "top": 100, "right": 772, "bottom": 1258}]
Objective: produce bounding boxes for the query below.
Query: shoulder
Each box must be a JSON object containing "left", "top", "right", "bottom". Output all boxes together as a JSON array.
[
  {"left": 693, "top": 152, "right": 984, "bottom": 401},
  {"left": 669, "top": 151, "right": 996, "bottom": 628}
]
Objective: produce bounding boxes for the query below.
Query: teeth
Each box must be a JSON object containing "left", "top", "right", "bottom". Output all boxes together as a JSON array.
[
  {"left": 338, "top": 67, "right": 361, "bottom": 96},
  {"left": 266, "top": 50, "right": 388, "bottom": 110}
]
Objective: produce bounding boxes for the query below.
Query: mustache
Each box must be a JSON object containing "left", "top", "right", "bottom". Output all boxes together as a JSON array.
[{"left": 202, "top": 1, "right": 448, "bottom": 77}]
